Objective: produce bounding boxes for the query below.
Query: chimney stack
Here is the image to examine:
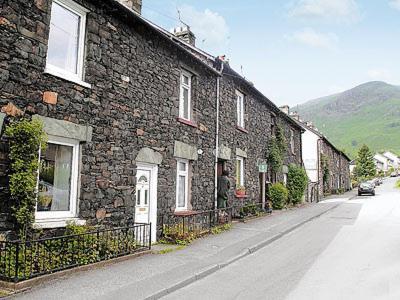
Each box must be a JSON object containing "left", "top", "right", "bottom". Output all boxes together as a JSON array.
[
  {"left": 279, "top": 105, "right": 290, "bottom": 115},
  {"left": 117, "top": 0, "right": 142, "bottom": 14},
  {"left": 172, "top": 25, "right": 196, "bottom": 46},
  {"left": 289, "top": 111, "right": 300, "bottom": 121},
  {"left": 306, "top": 121, "right": 313, "bottom": 127}
]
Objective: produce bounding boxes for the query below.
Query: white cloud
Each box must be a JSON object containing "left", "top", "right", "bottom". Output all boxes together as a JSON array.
[
  {"left": 286, "top": 28, "right": 338, "bottom": 49},
  {"left": 367, "top": 69, "right": 392, "bottom": 81},
  {"left": 288, "top": 0, "right": 361, "bottom": 23},
  {"left": 176, "top": 5, "right": 230, "bottom": 52},
  {"left": 389, "top": 0, "right": 400, "bottom": 10}
]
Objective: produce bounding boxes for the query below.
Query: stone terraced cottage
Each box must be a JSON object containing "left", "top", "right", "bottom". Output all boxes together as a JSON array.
[
  {"left": 285, "top": 110, "right": 351, "bottom": 201},
  {"left": 0, "top": 0, "right": 304, "bottom": 240}
]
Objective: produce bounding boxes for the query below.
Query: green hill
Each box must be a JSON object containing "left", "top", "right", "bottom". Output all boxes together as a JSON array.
[{"left": 294, "top": 81, "right": 400, "bottom": 158}]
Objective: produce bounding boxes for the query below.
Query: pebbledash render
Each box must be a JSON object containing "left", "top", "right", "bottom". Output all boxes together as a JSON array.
[{"left": 0, "top": 0, "right": 303, "bottom": 240}]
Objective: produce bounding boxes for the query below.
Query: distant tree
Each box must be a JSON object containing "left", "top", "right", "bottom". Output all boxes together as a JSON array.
[{"left": 355, "top": 144, "right": 376, "bottom": 179}]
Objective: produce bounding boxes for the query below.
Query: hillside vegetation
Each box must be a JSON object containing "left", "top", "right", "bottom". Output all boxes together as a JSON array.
[{"left": 295, "top": 81, "right": 400, "bottom": 158}]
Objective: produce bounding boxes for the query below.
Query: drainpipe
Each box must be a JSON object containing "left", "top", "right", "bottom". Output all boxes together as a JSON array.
[
  {"left": 317, "top": 138, "right": 321, "bottom": 202},
  {"left": 214, "top": 62, "right": 224, "bottom": 209}
]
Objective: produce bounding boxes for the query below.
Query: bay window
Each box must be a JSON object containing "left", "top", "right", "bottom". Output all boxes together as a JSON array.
[
  {"left": 179, "top": 71, "right": 192, "bottom": 121},
  {"left": 36, "top": 136, "right": 79, "bottom": 221},
  {"left": 45, "top": 0, "right": 88, "bottom": 85},
  {"left": 176, "top": 159, "right": 189, "bottom": 210}
]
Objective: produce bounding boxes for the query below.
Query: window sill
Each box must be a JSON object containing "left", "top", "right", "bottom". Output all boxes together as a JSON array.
[
  {"left": 174, "top": 210, "right": 198, "bottom": 216},
  {"left": 236, "top": 126, "right": 248, "bottom": 134},
  {"left": 177, "top": 117, "right": 198, "bottom": 128},
  {"left": 235, "top": 194, "right": 249, "bottom": 199},
  {"left": 44, "top": 68, "right": 92, "bottom": 89},
  {"left": 33, "top": 217, "right": 86, "bottom": 229}
]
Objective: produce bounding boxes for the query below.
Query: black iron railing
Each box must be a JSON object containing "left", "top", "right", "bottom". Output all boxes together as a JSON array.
[
  {"left": 232, "top": 202, "right": 268, "bottom": 219},
  {"left": 161, "top": 202, "right": 270, "bottom": 242},
  {"left": 161, "top": 207, "right": 233, "bottom": 241},
  {"left": 0, "top": 223, "right": 151, "bottom": 282}
]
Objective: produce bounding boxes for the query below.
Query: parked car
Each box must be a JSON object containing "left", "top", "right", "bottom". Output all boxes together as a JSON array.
[
  {"left": 390, "top": 172, "right": 398, "bottom": 177},
  {"left": 358, "top": 182, "right": 375, "bottom": 196},
  {"left": 367, "top": 180, "right": 376, "bottom": 188}
]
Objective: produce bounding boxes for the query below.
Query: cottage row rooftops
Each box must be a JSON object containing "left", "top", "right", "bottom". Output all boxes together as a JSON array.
[
  {"left": 279, "top": 106, "right": 320, "bottom": 133},
  {"left": 279, "top": 105, "right": 351, "bottom": 161},
  {"left": 113, "top": 0, "right": 303, "bottom": 132},
  {"left": 374, "top": 151, "right": 400, "bottom": 171}
]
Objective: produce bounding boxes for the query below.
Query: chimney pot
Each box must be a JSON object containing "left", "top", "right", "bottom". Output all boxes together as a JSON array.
[
  {"left": 117, "top": 0, "right": 142, "bottom": 14},
  {"left": 289, "top": 111, "right": 300, "bottom": 121},
  {"left": 171, "top": 25, "right": 196, "bottom": 46},
  {"left": 279, "top": 105, "right": 290, "bottom": 115}
]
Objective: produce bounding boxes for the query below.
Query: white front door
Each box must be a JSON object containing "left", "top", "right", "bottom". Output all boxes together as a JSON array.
[{"left": 135, "top": 164, "right": 158, "bottom": 242}]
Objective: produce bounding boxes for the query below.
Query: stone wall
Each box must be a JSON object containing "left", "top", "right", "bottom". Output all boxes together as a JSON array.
[
  {"left": 0, "top": 0, "right": 217, "bottom": 233},
  {"left": 318, "top": 140, "right": 351, "bottom": 196},
  {"left": 218, "top": 65, "right": 303, "bottom": 207}
]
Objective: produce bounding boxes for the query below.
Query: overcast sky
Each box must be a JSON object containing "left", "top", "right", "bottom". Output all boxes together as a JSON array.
[{"left": 142, "top": 0, "right": 400, "bottom": 106}]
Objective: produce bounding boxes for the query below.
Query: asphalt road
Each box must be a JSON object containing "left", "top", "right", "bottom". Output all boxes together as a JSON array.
[{"left": 163, "top": 177, "right": 400, "bottom": 300}]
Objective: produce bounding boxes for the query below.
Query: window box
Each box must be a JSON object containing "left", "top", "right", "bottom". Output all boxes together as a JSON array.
[
  {"left": 235, "top": 194, "right": 249, "bottom": 199},
  {"left": 235, "top": 186, "right": 246, "bottom": 196}
]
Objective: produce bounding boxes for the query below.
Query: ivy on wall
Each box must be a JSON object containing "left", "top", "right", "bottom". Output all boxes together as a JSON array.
[
  {"left": 5, "top": 117, "right": 47, "bottom": 239},
  {"left": 267, "top": 126, "right": 287, "bottom": 173},
  {"left": 320, "top": 154, "right": 330, "bottom": 186}
]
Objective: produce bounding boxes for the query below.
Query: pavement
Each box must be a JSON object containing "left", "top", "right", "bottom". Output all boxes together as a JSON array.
[
  {"left": 162, "top": 177, "right": 400, "bottom": 300},
  {"left": 11, "top": 188, "right": 357, "bottom": 300}
]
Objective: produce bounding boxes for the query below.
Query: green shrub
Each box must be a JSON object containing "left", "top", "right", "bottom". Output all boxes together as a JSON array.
[
  {"left": 269, "top": 183, "right": 288, "bottom": 209},
  {"left": 287, "top": 164, "right": 308, "bottom": 205},
  {"left": 5, "top": 117, "right": 47, "bottom": 239},
  {"left": 396, "top": 180, "right": 400, "bottom": 189}
]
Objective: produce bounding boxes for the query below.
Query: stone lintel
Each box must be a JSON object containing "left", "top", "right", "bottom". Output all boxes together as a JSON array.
[
  {"left": 33, "top": 115, "right": 93, "bottom": 142},
  {"left": 136, "top": 147, "right": 163, "bottom": 165},
  {"left": 174, "top": 141, "right": 198, "bottom": 161},
  {"left": 217, "top": 145, "right": 231, "bottom": 160},
  {"left": 236, "top": 148, "right": 247, "bottom": 158}
]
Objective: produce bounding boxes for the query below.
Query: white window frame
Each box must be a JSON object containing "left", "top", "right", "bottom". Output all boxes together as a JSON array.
[
  {"left": 45, "top": 0, "right": 90, "bottom": 87},
  {"left": 35, "top": 135, "right": 80, "bottom": 221},
  {"left": 175, "top": 159, "right": 189, "bottom": 211},
  {"left": 290, "top": 129, "right": 295, "bottom": 154},
  {"left": 179, "top": 70, "right": 192, "bottom": 121},
  {"left": 236, "top": 90, "right": 245, "bottom": 128},
  {"left": 236, "top": 156, "right": 245, "bottom": 187},
  {"left": 283, "top": 173, "right": 288, "bottom": 186}
]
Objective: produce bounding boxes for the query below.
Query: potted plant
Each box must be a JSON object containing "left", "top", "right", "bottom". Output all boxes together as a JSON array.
[{"left": 236, "top": 186, "right": 246, "bottom": 196}]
